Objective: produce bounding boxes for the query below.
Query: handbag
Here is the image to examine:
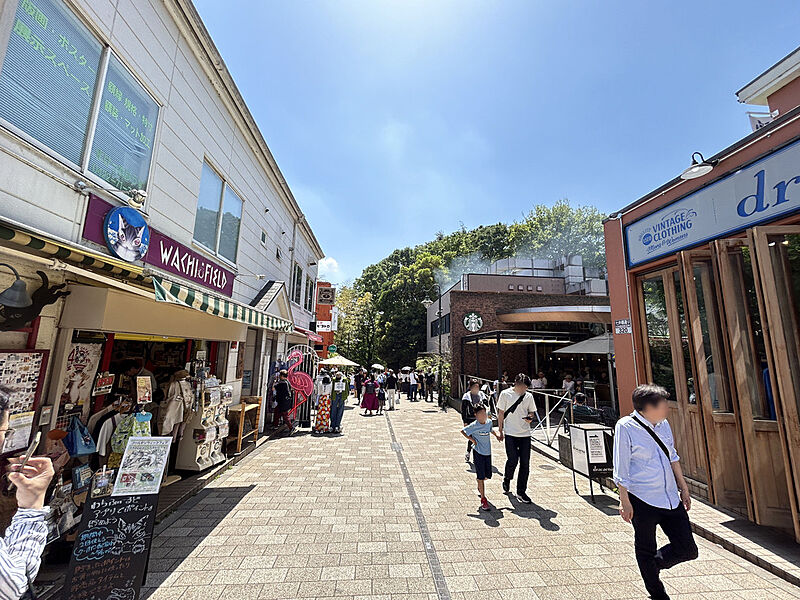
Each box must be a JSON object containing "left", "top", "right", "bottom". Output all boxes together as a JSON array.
[{"left": 63, "top": 415, "right": 97, "bottom": 457}]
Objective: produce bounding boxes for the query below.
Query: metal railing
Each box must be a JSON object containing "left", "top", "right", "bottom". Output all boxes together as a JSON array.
[{"left": 458, "top": 374, "right": 571, "bottom": 447}]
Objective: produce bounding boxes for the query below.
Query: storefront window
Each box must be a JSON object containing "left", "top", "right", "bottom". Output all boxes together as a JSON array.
[
  {"left": 672, "top": 271, "right": 695, "bottom": 404},
  {"left": 692, "top": 260, "right": 731, "bottom": 412},
  {"left": 726, "top": 246, "right": 775, "bottom": 420},
  {"left": 640, "top": 275, "right": 676, "bottom": 400}
]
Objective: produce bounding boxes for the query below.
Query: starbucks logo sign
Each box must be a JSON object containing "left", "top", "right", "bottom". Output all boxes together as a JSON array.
[{"left": 463, "top": 311, "right": 483, "bottom": 332}]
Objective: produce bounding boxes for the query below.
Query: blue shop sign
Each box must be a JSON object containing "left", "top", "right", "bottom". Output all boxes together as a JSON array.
[
  {"left": 625, "top": 137, "right": 800, "bottom": 267},
  {"left": 103, "top": 206, "right": 150, "bottom": 262}
]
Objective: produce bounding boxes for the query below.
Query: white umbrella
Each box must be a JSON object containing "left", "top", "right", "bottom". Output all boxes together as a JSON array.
[
  {"left": 371, "top": 364, "right": 385, "bottom": 371},
  {"left": 319, "top": 355, "right": 359, "bottom": 367},
  {"left": 400, "top": 366, "right": 412, "bottom": 372}
]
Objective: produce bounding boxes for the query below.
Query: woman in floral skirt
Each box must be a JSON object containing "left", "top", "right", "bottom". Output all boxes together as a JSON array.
[{"left": 314, "top": 370, "right": 333, "bottom": 433}]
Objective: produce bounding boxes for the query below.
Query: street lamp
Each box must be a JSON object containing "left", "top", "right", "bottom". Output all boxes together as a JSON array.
[{"left": 422, "top": 284, "right": 444, "bottom": 411}]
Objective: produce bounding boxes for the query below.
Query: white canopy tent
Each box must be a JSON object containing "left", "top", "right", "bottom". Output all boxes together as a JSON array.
[{"left": 553, "top": 333, "right": 616, "bottom": 410}]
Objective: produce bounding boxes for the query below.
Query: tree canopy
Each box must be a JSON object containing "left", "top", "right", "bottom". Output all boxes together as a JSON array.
[{"left": 339, "top": 200, "right": 605, "bottom": 369}]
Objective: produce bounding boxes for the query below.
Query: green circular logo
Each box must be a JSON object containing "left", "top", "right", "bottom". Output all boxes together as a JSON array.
[{"left": 463, "top": 311, "right": 483, "bottom": 333}]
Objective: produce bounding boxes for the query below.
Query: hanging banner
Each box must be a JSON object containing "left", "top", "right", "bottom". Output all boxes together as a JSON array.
[{"left": 59, "top": 342, "right": 103, "bottom": 417}]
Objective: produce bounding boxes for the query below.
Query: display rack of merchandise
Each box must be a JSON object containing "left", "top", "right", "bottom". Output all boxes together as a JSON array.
[{"left": 175, "top": 379, "right": 231, "bottom": 471}]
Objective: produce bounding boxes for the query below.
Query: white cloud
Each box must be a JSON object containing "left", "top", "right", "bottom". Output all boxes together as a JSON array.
[{"left": 318, "top": 256, "right": 341, "bottom": 280}]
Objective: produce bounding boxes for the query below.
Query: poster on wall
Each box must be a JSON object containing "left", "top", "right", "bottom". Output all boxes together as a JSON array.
[
  {"left": 59, "top": 343, "right": 103, "bottom": 417},
  {"left": 112, "top": 437, "right": 171, "bottom": 496},
  {"left": 0, "top": 350, "right": 49, "bottom": 452},
  {"left": 135, "top": 377, "right": 152, "bottom": 405},
  {"left": 2, "top": 411, "right": 34, "bottom": 453}
]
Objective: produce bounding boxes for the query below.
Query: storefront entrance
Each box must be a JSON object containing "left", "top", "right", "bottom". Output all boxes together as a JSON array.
[{"left": 635, "top": 228, "right": 800, "bottom": 539}]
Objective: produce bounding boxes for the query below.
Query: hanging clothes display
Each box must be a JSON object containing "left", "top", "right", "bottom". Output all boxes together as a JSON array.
[
  {"left": 107, "top": 412, "right": 151, "bottom": 468},
  {"left": 161, "top": 371, "right": 194, "bottom": 438}
]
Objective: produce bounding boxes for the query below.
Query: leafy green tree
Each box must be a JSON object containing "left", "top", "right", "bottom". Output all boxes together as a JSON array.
[{"left": 509, "top": 199, "right": 605, "bottom": 268}]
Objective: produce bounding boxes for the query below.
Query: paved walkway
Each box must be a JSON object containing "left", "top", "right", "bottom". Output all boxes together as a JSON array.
[{"left": 143, "top": 396, "right": 800, "bottom": 600}]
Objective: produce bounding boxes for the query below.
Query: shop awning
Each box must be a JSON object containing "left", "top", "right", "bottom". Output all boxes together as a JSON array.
[
  {"left": 153, "top": 276, "right": 293, "bottom": 332},
  {"left": 552, "top": 333, "right": 614, "bottom": 355},
  {"left": 294, "top": 326, "right": 323, "bottom": 343},
  {"left": 0, "top": 223, "right": 148, "bottom": 282}
]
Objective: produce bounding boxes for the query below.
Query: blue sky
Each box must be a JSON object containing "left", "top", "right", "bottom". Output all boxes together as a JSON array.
[{"left": 193, "top": 0, "right": 800, "bottom": 284}]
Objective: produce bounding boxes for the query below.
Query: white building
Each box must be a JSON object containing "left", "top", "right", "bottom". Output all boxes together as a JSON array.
[{"left": 0, "top": 0, "right": 323, "bottom": 435}]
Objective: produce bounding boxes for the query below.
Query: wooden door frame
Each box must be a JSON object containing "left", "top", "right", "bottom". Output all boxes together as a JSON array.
[
  {"left": 715, "top": 237, "right": 794, "bottom": 534},
  {"left": 752, "top": 225, "right": 800, "bottom": 540},
  {"left": 679, "top": 248, "right": 752, "bottom": 517},
  {"left": 635, "top": 267, "right": 708, "bottom": 483}
]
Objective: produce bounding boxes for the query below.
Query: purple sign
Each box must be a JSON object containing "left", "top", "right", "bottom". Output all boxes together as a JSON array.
[{"left": 83, "top": 195, "right": 235, "bottom": 297}]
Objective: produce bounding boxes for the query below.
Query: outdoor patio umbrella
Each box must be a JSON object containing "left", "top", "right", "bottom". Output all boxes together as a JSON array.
[
  {"left": 553, "top": 333, "right": 616, "bottom": 410},
  {"left": 319, "top": 355, "right": 360, "bottom": 367}
]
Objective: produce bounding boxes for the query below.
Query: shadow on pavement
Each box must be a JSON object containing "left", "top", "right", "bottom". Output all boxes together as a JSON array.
[
  {"left": 140, "top": 484, "right": 256, "bottom": 598},
  {"left": 579, "top": 493, "right": 619, "bottom": 516}
]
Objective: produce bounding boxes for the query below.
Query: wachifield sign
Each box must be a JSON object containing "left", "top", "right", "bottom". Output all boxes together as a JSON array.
[{"left": 625, "top": 138, "right": 800, "bottom": 267}]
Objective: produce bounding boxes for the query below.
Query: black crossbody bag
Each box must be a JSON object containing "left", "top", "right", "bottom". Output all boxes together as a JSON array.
[
  {"left": 632, "top": 415, "right": 671, "bottom": 459},
  {"left": 504, "top": 394, "right": 527, "bottom": 415}
]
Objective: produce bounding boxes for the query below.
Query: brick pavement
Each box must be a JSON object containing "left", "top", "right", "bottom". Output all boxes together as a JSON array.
[{"left": 142, "top": 396, "right": 800, "bottom": 600}]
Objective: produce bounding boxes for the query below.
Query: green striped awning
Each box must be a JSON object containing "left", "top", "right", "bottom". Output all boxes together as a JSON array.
[
  {"left": 153, "top": 276, "right": 293, "bottom": 332},
  {"left": 0, "top": 224, "right": 148, "bottom": 282}
]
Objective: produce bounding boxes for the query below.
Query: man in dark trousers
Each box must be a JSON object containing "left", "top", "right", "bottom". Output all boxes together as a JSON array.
[
  {"left": 272, "top": 370, "right": 293, "bottom": 430},
  {"left": 496, "top": 373, "right": 538, "bottom": 503},
  {"left": 614, "top": 384, "right": 698, "bottom": 600}
]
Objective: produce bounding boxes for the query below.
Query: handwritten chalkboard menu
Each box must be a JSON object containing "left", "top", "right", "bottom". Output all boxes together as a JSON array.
[{"left": 62, "top": 491, "right": 158, "bottom": 600}]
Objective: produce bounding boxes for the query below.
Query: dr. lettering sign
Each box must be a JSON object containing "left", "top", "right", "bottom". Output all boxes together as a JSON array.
[{"left": 625, "top": 138, "right": 800, "bottom": 267}]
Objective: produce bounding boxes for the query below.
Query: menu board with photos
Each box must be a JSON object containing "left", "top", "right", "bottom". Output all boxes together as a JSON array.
[{"left": 0, "top": 350, "right": 49, "bottom": 452}]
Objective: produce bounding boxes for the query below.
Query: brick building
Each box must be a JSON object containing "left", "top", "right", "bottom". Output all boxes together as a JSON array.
[{"left": 447, "top": 290, "right": 610, "bottom": 397}]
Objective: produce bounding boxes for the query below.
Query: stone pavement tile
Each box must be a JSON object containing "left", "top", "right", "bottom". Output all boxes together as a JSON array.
[
  {"left": 257, "top": 582, "right": 301, "bottom": 598},
  {"left": 334, "top": 578, "right": 372, "bottom": 595},
  {"left": 142, "top": 396, "right": 799, "bottom": 600},
  {"left": 221, "top": 583, "right": 263, "bottom": 598},
  {"left": 178, "top": 586, "right": 224, "bottom": 600}
]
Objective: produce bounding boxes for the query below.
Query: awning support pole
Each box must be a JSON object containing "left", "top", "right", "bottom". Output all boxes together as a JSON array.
[
  {"left": 496, "top": 332, "right": 502, "bottom": 384},
  {"left": 608, "top": 352, "right": 617, "bottom": 412}
]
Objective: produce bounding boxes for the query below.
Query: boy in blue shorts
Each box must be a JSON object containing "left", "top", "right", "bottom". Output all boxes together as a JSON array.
[{"left": 461, "top": 405, "right": 502, "bottom": 511}]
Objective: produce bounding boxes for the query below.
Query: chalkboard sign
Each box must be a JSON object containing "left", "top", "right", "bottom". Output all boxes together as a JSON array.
[{"left": 62, "top": 491, "right": 158, "bottom": 600}]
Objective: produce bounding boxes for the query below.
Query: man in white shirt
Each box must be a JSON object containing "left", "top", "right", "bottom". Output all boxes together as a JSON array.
[
  {"left": 531, "top": 372, "right": 547, "bottom": 389},
  {"left": 614, "top": 384, "right": 697, "bottom": 600},
  {"left": 497, "top": 373, "right": 539, "bottom": 503},
  {"left": 408, "top": 370, "right": 418, "bottom": 402}
]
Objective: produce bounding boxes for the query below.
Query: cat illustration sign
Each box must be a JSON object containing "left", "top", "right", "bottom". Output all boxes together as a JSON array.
[
  {"left": 463, "top": 311, "right": 483, "bottom": 332},
  {"left": 104, "top": 206, "right": 150, "bottom": 262}
]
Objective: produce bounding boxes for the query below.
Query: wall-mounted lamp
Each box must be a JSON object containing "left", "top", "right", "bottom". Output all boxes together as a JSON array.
[
  {"left": 680, "top": 152, "right": 717, "bottom": 180},
  {"left": 0, "top": 264, "right": 32, "bottom": 307}
]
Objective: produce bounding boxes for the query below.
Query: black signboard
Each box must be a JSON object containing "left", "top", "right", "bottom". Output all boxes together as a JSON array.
[{"left": 63, "top": 487, "right": 158, "bottom": 600}]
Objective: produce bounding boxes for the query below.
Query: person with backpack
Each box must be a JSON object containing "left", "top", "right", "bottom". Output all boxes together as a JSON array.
[
  {"left": 497, "top": 373, "right": 538, "bottom": 503},
  {"left": 614, "top": 384, "right": 697, "bottom": 600},
  {"left": 461, "top": 379, "right": 487, "bottom": 463},
  {"left": 361, "top": 375, "right": 379, "bottom": 416},
  {"left": 426, "top": 372, "right": 436, "bottom": 402}
]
